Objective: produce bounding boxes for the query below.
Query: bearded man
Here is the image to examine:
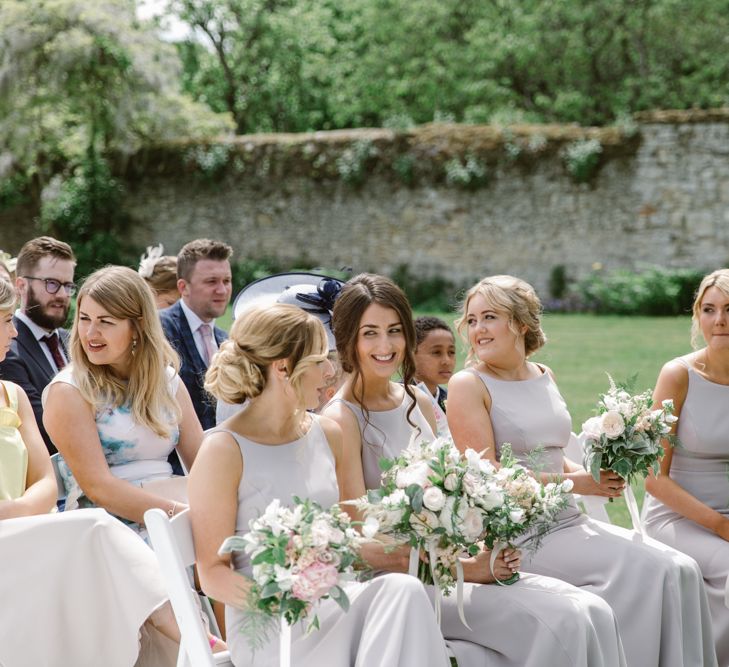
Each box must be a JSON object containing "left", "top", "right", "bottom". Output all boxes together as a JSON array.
[{"left": 0, "top": 236, "right": 76, "bottom": 454}]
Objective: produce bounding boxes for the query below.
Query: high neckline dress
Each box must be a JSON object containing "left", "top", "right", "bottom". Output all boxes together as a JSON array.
[
  {"left": 472, "top": 367, "right": 717, "bottom": 667},
  {"left": 643, "top": 361, "right": 729, "bottom": 665},
  {"left": 334, "top": 392, "right": 627, "bottom": 667},
  {"left": 220, "top": 414, "right": 452, "bottom": 667}
]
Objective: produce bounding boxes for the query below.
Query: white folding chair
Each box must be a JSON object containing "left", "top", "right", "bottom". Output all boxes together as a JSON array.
[
  {"left": 144, "top": 508, "right": 233, "bottom": 667},
  {"left": 564, "top": 432, "right": 611, "bottom": 523}
]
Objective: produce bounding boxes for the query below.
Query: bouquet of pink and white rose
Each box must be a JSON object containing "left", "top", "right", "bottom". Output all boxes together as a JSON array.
[
  {"left": 481, "top": 444, "right": 574, "bottom": 561},
  {"left": 354, "top": 437, "right": 571, "bottom": 597},
  {"left": 582, "top": 375, "right": 677, "bottom": 485},
  {"left": 219, "top": 496, "right": 365, "bottom": 651}
]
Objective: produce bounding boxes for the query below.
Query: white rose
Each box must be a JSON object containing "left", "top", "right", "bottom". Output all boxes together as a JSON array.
[
  {"left": 410, "top": 509, "right": 441, "bottom": 537},
  {"left": 600, "top": 410, "right": 625, "bottom": 438},
  {"left": 310, "top": 518, "right": 334, "bottom": 547},
  {"left": 462, "top": 472, "right": 479, "bottom": 495},
  {"left": 479, "top": 482, "right": 504, "bottom": 510},
  {"left": 462, "top": 508, "right": 484, "bottom": 541},
  {"left": 581, "top": 416, "right": 603, "bottom": 440},
  {"left": 464, "top": 448, "right": 485, "bottom": 471},
  {"left": 443, "top": 473, "right": 459, "bottom": 491},
  {"left": 422, "top": 486, "right": 446, "bottom": 511},
  {"left": 509, "top": 508, "right": 526, "bottom": 524},
  {"left": 362, "top": 516, "right": 379, "bottom": 539},
  {"left": 395, "top": 461, "right": 430, "bottom": 489}
]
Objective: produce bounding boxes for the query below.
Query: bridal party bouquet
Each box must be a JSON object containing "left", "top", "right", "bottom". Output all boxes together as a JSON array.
[
  {"left": 354, "top": 437, "right": 571, "bottom": 594},
  {"left": 219, "top": 497, "right": 364, "bottom": 647},
  {"left": 581, "top": 375, "right": 677, "bottom": 484},
  {"left": 481, "top": 444, "right": 573, "bottom": 555}
]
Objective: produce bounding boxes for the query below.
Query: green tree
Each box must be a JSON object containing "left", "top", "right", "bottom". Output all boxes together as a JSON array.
[
  {"left": 171, "top": 0, "right": 343, "bottom": 133},
  {"left": 0, "top": 0, "right": 232, "bottom": 275}
]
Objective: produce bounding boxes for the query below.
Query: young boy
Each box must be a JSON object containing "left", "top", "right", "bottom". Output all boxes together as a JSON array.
[{"left": 413, "top": 316, "right": 456, "bottom": 435}]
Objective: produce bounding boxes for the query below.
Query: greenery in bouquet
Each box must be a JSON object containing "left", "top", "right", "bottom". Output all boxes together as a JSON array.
[
  {"left": 354, "top": 437, "right": 571, "bottom": 593},
  {"left": 218, "top": 496, "right": 365, "bottom": 650},
  {"left": 582, "top": 375, "right": 677, "bottom": 485},
  {"left": 483, "top": 444, "right": 573, "bottom": 555}
]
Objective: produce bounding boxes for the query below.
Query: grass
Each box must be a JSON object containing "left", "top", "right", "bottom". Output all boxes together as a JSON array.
[{"left": 220, "top": 306, "right": 693, "bottom": 528}]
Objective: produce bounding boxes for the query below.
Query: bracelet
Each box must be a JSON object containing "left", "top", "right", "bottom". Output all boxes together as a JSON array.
[{"left": 167, "top": 501, "right": 177, "bottom": 518}]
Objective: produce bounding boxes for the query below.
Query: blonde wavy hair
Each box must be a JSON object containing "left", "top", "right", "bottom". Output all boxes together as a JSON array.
[
  {"left": 205, "top": 303, "right": 328, "bottom": 406},
  {"left": 0, "top": 277, "right": 16, "bottom": 313},
  {"left": 456, "top": 274, "right": 547, "bottom": 365},
  {"left": 70, "top": 266, "right": 181, "bottom": 437},
  {"left": 691, "top": 268, "right": 729, "bottom": 349}
]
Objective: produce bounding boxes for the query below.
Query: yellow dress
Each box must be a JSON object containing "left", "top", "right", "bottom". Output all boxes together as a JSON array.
[{"left": 0, "top": 381, "right": 27, "bottom": 499}]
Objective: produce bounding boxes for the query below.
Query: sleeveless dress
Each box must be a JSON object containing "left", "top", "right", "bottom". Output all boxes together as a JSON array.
[
  {"left": 221, "top": 415, "right": 452, "bottom": 667},
  {"left": 643, "top": 361, "right": 729, "bottom": 665},
  {"left": 0, "top": 381, "right": 28, "bottom": 500},
  {"left": 0, "top": 382, "right": 175, "bottom": 667},
  {"left": 44, "top": 366, "right": 182, "bottom": 532},
  {"left": 333, "top": 393, "right": 627, "bottom": 667},
  {"left": 472, "top": 367, "right": 717, "bottom": 667}
]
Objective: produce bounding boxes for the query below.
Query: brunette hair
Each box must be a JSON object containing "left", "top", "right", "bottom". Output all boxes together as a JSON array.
[
  {"left": 15, "top": 236, "right": 75, "bottom": 276},
  {"left": 332, "top": 273, "right": 419, "bottom": 428},
  {"left": 456, "top": 275, "right": 546, "bottom": 364},
  {"left": 691, "top": 268, "right": 729, "bottom": 349},
  {"left": 205, "top": 303, "right": 328, "bottom": 405},
  {"left": 176, "top": 239, "right": 232, "bottom": 282},
  {"left": 143, "top": 256, "right": 178, "bottom": 293},
  {"left": 70, "top": 266, "right": 180, "bottom": 437}
]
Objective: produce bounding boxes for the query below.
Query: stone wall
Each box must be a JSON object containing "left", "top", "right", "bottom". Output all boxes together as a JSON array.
[{"left": 4, "top": 110, "right": 729, "bottom": 295}]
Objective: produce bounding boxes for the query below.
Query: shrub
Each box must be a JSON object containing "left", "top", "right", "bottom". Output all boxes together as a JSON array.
[
  {"left": 563, "top": 139, "right": 602, "bottom": 183},
  {"left": 336, "top": 139, "right": 375, "bottom": 185},
  {"left": 390, "top": 264, "right": 464, "bottom": 311},
  {"left": 577, "top": 267, "right": 705, "bottom": 316},
  {"left": 39, "top": 156, "right": 134, "bottom": 280},
  {"left": 444, "top": 155, "right": 487, "bottom": 189}
]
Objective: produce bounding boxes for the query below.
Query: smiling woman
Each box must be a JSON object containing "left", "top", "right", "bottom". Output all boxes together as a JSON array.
[{"left": 42, "top": 266, "right": 204, "bottom": 534}]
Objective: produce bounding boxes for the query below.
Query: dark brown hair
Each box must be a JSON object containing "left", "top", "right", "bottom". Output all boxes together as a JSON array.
[
  {"left": 414, "top": 315, "right": 453, "bottom": 346},
  {"left": 333, "top": 273, "right": 419, "bottom": 428},
  {"left": 176, "top": 239, "right": 232, "bottom": 282},
  {"left": 16, "top": 236, "right": 76, "bottom": 276}
]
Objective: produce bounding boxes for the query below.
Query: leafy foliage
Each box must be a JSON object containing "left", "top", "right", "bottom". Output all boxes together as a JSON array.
[
  {"left": 578, "top": 267, "right": 706, "bottom": 316},
  {"left": 170, "top": 0, "right": 729, "bottom": 133}
]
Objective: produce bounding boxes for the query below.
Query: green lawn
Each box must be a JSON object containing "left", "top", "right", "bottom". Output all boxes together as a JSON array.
[{"left": 220, "top": 306, "right": 693, "bottom": 528}]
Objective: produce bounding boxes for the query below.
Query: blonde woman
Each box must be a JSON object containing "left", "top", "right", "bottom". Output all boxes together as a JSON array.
[
  {"left": 447, "top": 274, "right": 716, "bottom": 667},
  {"left": 44, "top": 266, "right": 202, "bottom": 531},
  {"left": 0, "top": 277, "right": 221, "bottom": 666},
  {"left": 189, "top": 303, "right": 451, "bottom": 667},
  {"left": 643, "top": 268, "right": 729, "bottom": 664},
  {"left": 138, "top": 243, "right": 180, "bottom": 310}
]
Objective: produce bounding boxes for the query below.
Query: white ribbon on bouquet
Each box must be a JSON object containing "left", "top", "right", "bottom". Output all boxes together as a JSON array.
[
  {"left": 409, "top": 543, "right": 471, "bottom": 630},
  {"left": 280, "top": 617, "right": 291, "bottom": 667}
]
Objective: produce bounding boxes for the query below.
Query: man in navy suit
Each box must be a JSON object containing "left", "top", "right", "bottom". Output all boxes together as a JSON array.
[
  {"left": 0, "top": 237, "right": 76, "bottom": 454},
  {"left": 159, "top": 239, "right": 233, "bottom": 431}
]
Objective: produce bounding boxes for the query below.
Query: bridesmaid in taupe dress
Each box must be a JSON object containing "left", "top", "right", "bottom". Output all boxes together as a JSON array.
[
  {"left": 447, "top": 274, "right": 717, "bottom": 667},
  {"left": 644, "top": 268, "right": 729, "bottom": 666}
]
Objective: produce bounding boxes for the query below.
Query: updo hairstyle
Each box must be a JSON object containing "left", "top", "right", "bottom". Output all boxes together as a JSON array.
[
  {"left": 456, "top": 275, "right": 546, "bottom": 363},
  {"left": 691, "top": 268, "right": 729, "bottom": 349},
  {"left": 205, "top": 303, "right": 328, "bottom": 405}
]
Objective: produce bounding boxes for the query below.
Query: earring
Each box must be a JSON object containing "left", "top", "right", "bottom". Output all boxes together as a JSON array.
[{"left": 131, "top": 338, "right": 138, "bottom": 355}]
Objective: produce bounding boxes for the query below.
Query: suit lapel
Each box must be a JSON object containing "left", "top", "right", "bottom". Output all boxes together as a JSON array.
[{"left": 14, "top": 318, "right": 55, "bottom": 381}]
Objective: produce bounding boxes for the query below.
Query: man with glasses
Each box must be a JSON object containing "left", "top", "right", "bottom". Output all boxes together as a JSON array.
[{"left": 0, "top": 236, "right": 76, "bottom": 454}]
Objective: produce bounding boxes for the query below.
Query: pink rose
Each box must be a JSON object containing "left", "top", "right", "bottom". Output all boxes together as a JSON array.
[{"left": 291, "top": 561, "right": 339, "bottom": 602}]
